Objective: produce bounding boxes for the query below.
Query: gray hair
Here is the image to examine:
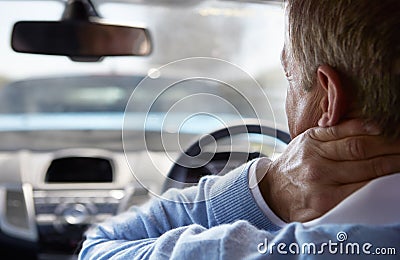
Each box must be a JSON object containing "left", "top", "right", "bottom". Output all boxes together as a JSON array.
[{"left": 287, "top": 0, "right": 400, "bottom": 137}]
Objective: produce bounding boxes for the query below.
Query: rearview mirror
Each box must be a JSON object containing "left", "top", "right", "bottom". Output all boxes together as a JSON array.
[{"left": 12, "top": 20, "right": 152, "bottom": 62}]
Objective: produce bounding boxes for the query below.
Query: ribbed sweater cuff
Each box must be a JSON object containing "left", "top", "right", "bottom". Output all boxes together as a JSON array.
[{"left": 209, "top": 160, "right": 280, "bottom": 232}]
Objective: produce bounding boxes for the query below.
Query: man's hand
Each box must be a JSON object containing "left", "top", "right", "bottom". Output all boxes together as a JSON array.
[{"left": 258, "top": 120, "right": 400, "bottom": 223}]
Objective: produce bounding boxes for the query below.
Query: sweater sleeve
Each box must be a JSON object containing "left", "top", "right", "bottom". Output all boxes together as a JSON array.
[
  {"left": 80, "top": 218, "right": 400, "bottom": 259},
  {"left": 79, "top": 160, "right": 280, "bottom": 259}
]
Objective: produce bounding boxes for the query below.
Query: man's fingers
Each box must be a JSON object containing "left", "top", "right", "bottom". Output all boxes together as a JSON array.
[
  {"left": 307, "top": 119, "right": 381, "bottom": 142},
  {"left": 334, "top": 155, "right": 400, "bottom": 184},
  {"left": 317, "top": 136, "right": 400, "bottom": 161}
]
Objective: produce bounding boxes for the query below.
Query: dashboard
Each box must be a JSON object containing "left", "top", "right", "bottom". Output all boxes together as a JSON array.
[{"left": 0, "top": 148, "right": 173, "bottom": 256}]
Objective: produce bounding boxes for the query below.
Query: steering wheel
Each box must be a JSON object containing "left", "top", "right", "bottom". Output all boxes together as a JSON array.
[{"left": 162, "top": 119, "right": 291, "bottom": 192}]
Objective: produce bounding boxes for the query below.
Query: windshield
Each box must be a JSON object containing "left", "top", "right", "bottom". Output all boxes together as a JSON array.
[{"left": 0, "top": 0, "right": 287, "bottom": 150}]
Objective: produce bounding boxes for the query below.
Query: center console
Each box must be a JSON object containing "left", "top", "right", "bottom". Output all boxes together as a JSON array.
[{"left": 0, "top": 153, "right": 150, "bottom": 258}]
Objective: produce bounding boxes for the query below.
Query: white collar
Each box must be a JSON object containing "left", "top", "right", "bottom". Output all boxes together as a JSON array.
[{"left": 304, "top": 173, "right": 400, "bottom": 227}]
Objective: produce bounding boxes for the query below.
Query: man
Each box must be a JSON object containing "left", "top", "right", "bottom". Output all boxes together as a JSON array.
[{"left": 79, "top": 0, "right": 400, "bottom": 259}]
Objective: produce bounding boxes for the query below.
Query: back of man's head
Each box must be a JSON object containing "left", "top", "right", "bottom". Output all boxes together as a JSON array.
[{"left": 286, "top": 0, "right": 400, "bottom": 138}]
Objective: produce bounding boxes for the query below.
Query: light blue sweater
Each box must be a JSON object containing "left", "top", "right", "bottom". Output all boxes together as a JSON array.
[{"left": 79, "top": 162, "right": 400, "bottom": 259}]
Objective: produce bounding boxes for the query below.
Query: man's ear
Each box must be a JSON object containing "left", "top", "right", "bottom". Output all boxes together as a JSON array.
[{"left": 317, "top": 65, "right": 347, "bottom": 127}]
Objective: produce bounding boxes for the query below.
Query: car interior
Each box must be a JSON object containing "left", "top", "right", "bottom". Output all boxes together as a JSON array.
[{"left": 0, "top": 0, "right": 290, "bottom": 259}]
